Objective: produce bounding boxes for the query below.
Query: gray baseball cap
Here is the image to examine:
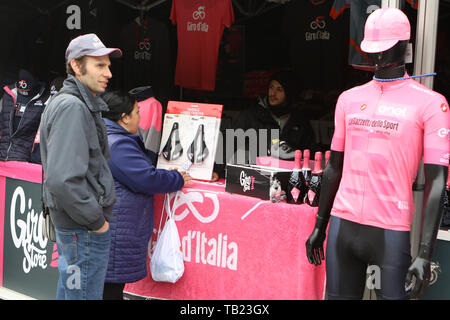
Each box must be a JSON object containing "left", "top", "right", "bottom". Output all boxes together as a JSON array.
[{"left": 65, "top": 33, "right": 122, "bottom": 62}]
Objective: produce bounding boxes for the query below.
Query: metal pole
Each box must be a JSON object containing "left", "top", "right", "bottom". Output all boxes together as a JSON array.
[
  {"left": 411, "top": 0, "right": 440, "bottom": 258},
  {"left": 381, "top": 0, "right": 401, "bottom": 9}
]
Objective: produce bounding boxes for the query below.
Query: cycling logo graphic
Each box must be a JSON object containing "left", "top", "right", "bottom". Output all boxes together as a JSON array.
[
  {"left": 193, "top": 6, "right": 206, "bottom": 20},
  {"left": 306, "top": 16, "right": 330, "bottom": 41},
  {"left": 134, "top": 38, "right": 152, "bottom": 61},
  {"left": 188, "top": 6, "right": 209, "bottom": 32},
  {"left": 166, "top": 190, "right": 220, "bottom": 224},
  {"left": 310, "top": 16, "right": 325, "bottom": 30},
  {"left": 139, "top": 38, "right": 151, "bottom": 51}
]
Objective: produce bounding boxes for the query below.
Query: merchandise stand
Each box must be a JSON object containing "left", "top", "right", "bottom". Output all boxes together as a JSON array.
[
  {"left": 0, "top": 0, "right": 448, "bottom": 300},
  {"left": 0, "top": 161, "right": 326, "bottom": 300}
]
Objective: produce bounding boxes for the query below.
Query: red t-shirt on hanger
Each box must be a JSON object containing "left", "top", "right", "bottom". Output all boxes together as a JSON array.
[{"left": 170, "top": 0, "right": 234, "bottom": 91}]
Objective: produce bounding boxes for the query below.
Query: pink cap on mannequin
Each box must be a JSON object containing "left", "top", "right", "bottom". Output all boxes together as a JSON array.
[{"left": 361, "top": 7, "right": 411, "bottom": 53}]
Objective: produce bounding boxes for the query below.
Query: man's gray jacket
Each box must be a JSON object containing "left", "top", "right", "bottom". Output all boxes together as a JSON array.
[{"left": 40, "top": 75, "right": 116, "bottom": 230}]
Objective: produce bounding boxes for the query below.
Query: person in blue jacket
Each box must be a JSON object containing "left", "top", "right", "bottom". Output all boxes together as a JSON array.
[{"left": 101, "top": 90, "right": 191, "bottom": 300}]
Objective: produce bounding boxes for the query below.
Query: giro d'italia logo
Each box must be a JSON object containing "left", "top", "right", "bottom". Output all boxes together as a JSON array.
[
  {"left": 193, "top": 6, "right": 206, "bottom": 20},
  {"left": 17, "top": 80, "right": 28, "bottom": 90}
]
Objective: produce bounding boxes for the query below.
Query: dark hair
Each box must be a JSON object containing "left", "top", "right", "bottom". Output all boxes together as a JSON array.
[
  {"left": 102, "top": 91, "right": 136, "bottom": 121},
  {"left": 268, "top": 70, "right": 300, "bottom": 105},
  {"left": 66, "top": 56, "right": 87, "bottom": 76}
]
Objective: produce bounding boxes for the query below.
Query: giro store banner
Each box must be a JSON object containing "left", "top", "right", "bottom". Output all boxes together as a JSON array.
[{"left": 0, "top": 162, "right": 59, "bottom": 300}]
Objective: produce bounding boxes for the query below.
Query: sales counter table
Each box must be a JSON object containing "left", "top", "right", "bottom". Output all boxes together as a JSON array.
[{"left": 0, "top": 161, "right": 325, "bottom": 300}]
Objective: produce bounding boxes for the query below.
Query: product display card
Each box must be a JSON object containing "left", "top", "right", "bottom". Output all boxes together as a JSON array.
[{"left": 157, "top": 101, "right": 223, "bottom": 181}]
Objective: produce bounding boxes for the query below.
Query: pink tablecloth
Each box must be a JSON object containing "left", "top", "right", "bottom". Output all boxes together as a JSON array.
[{"left": 125, "top": 180, "right": 326, "bottom": 300}]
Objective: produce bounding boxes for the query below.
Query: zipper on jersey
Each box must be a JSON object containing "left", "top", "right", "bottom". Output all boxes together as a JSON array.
[{"left": 359, "top": 85, "right": 384, "bottom": 222}]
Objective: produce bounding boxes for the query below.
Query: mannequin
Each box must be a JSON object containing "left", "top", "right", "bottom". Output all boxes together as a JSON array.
[{"left": 305, "top": 8, "right": 449, "bottom": 300}]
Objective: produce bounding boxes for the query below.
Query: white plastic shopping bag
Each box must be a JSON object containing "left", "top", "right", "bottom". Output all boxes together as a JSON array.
[{"left": 150, "top": 192, "right": 185, "bottom": 283}]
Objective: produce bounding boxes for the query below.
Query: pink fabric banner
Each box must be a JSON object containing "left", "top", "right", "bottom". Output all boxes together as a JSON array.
[
  {"left": 0, "top": 161, "right": 42, "bottom": 184},
  {"left": 125, "top": 180, "right": 326, "bottom": 300}
]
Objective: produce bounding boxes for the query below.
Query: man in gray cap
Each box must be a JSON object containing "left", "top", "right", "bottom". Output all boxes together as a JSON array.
[{"left": 39, "top": 34, "right": 122, "bottom": 300}]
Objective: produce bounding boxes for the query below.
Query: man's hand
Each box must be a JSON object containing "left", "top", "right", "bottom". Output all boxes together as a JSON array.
[{"left": 94, "top": 221, "right": 109, "bottom": 233}]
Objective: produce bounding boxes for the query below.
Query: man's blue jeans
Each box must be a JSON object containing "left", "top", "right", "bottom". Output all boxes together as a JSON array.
[{"left": 55, "top": 227, "right": 110, "bottom": 300}]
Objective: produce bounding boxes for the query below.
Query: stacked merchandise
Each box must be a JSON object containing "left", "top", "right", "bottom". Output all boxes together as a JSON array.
[{"left": 226, "top": 149, "right": 330, "bottom": 206}]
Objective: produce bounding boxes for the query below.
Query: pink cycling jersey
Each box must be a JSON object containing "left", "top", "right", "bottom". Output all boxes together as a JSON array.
[{"left": 331, "top": 76, "right": 449, "bottom": 231}]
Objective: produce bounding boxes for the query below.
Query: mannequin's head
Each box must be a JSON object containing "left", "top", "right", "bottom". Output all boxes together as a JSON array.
[
  {"left": 361, "top": 7, "right": 410, "bottom": 71},
  {"left": 366, "top": 40, "right": 408, "bottom": 69}
]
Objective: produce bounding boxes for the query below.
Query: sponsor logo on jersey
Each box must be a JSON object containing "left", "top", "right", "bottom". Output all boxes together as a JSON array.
[
  {"left": 377, "top": 104, "right": 407, "bottom": 118},
  {"left": 438, "top": 128, "right": 450, "bottom": 139},
  {"left": 360, "top": 104, "right": 367, "bottom": 111},
  {"left": 441, "top": 103, "right": 448, "bottom": 113},
  {"left": 398, "top": 201, "right": 409, "bottom": 210}
]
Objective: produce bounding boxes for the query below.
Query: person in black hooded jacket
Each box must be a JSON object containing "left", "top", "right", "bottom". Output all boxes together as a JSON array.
[{"left": 232, "top": 70, "right": 318, "bottom": 164}]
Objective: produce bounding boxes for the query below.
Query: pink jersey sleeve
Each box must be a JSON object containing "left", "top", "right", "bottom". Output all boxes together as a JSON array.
[
  {"left": 423, "top": 98, "right": 449, "bottom": 166},
  {"left": 330, "top": 94, "right": 346, "bottom": 152}
]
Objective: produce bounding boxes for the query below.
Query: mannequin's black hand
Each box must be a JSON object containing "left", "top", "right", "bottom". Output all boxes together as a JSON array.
[
  {"left": 405, "top": 257, "right": 431, "bottom": 299},
  {"left": 305, "top": 228, "right": 326, "bottom": 266}
]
